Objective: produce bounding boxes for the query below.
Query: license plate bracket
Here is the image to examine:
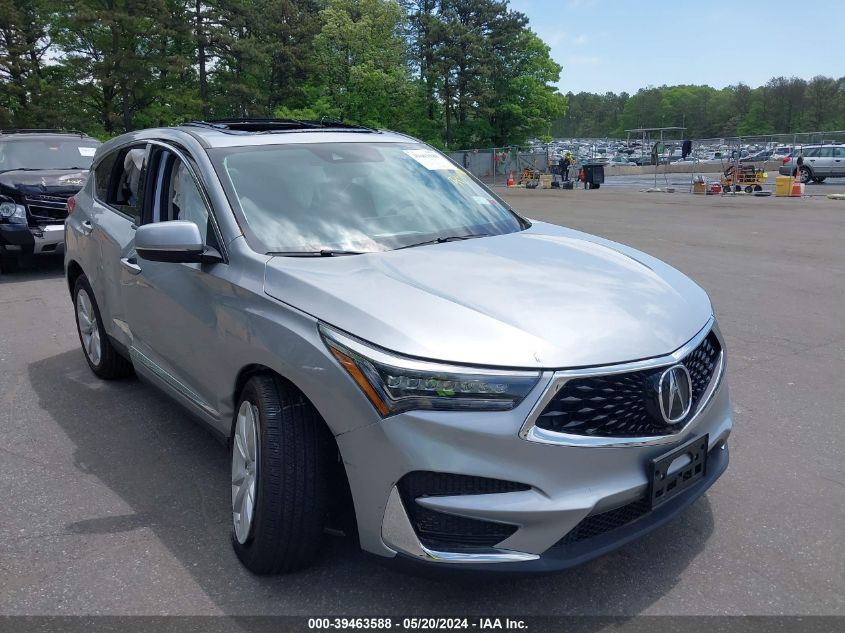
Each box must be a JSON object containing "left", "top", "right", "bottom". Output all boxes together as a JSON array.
[{"left": 649, "top": 434, "right": 709, "bottom": 509}]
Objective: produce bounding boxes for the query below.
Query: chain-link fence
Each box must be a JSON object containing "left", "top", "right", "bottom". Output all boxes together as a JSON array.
[
  {"left": 450, "top": 131, "right": 845, "bottom": 186},
  {"left": 447, "top": 147, "right": 550, "bottom": 186}
]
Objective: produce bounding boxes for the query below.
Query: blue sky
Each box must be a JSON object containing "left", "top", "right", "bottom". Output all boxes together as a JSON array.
[{"left": 510, "top": 0, "right": 845, "bottom": 94}]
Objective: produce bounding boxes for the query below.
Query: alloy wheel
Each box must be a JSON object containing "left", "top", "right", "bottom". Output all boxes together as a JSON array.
[
  {"left": 76, "top": 290, "right": 101, "bottom": 366},
  {"left": 232, "top": 400, "right": 259, "bottom": 544}
]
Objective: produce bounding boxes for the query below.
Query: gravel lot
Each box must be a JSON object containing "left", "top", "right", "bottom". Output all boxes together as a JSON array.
[{"left": 1, "top": 189, "right": 843, "bottom": 616}]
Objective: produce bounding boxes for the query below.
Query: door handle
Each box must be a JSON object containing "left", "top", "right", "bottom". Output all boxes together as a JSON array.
[
  {"left": 120, "top": 257, "right": 142, "bottom": 275},
  {"left": 80, "top": 220, "right": 94, "bottom": 235}
]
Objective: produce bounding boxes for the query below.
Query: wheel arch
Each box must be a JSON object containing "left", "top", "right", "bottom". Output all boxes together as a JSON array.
[
  {"left": 231, "top": 362, "right": 358, "bottom": 540},
  {"left": 66, "top": 259, "right": 84, "bottom": 298}
]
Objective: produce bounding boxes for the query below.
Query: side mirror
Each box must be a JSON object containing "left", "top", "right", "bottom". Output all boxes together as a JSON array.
[{"left": 135, "top": 221, "right": 222, "bottom": 264}]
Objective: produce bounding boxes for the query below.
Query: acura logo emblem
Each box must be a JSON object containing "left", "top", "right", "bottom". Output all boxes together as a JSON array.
[{"left": 658, "top": 365, "right": 692, "bottom": 424}]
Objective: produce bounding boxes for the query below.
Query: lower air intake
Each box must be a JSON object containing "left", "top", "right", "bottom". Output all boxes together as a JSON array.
[{"left": 397, "top": 471, "right": 528, "bottom": 550}]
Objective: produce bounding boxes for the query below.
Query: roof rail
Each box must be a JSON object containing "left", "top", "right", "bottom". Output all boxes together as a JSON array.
[
  {"left": 0, "top": 128, "right": 88, "bottom": 137},
  {"left": 182, "top": 118, "right": 375, "bottom": 134}
]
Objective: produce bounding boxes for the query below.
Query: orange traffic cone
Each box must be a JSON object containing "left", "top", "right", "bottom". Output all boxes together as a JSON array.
[{"left": 507, "top": 171, "right": 514, "bottom": 187}]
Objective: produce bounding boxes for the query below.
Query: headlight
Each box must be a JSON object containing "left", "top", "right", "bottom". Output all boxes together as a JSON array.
[
  {"left": 0, "top": 201, "right": 27, "bottom": 224},
  {"left": 320, "top": 324, "right": 541, "bottom": 416}
]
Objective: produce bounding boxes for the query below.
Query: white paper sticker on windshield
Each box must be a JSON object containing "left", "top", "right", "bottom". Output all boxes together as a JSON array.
[
  {"left": 403, "top": 149, "right": 457, "bottom": 170},
  {"left": 78, "top": 147, "right": 96, "bottom": 157},
  {"left": 473, "top": 196, "right": 492, "bottom": 205}
]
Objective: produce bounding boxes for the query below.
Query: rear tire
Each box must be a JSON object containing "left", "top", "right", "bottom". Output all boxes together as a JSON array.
[
  {"left": 231, "top": 374, "right": 333, "bottom": 574},
  {"left": 799, "top": 166, "right": 812, "bottom": 184},
  {"left": 73, "top": 275, "right": 133, "bottom": 379}
]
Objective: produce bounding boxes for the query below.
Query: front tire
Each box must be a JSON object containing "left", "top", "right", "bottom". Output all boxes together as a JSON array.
[
  {"left": 73, "top": 275, "right": 133, "bottom": 379},
  {"left": 231, "top": 374, "right": 333, "bottom": 574}
]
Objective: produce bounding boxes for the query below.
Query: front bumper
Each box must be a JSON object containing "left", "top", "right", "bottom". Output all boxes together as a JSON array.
[
  {"left": 31, "top": 224, "right": 65, "bottom": 254},
  {"left": 335, "top": 328, "right": 733, "bottom": 572},
  {"left": 392, "top": 443, "right": 728, "bottom": 573},
  {"left": 0, "top": 223, "right": 64, "bottom": 255}
]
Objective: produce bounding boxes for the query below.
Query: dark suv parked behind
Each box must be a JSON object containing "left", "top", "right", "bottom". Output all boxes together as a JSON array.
[{"left": 0, "top": 129, "right": 100, "bottom": 271}]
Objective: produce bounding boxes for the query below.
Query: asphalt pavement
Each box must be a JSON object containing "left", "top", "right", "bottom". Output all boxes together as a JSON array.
[{"left": 0, "top": 189, "right": 843, "bottom": 616}]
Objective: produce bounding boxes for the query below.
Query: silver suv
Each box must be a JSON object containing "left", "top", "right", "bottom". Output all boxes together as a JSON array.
[
  {"left": 779, "top": 144, "right": 845, "bottom": 183},
  {"left": 65, "top": 120, "right": 732, "bottom": 574}
]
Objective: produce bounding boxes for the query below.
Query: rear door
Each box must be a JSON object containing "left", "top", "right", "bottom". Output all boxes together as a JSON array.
[
  {"left": 83, "top": 143, "right": 148, "bottom": 348},
  {"left": 802, "top": 147, "right": 820, "bottom": 177},
  {"left": 815, "top": 146, "right": 834, "bottom": 177},
  {"left": 833, "top": 147, "right": 845, "bottom": 177}
]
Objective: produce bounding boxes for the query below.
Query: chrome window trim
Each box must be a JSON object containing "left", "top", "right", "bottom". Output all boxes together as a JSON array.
[
  {"left": 519, "top": 317, "right": 726, "bottom": 448},
  {"left": 90, "top": 137, "right": 229, "bottom": 262},
  {"left": 145, "top": 139, "right": 229, "bottom": 263}
]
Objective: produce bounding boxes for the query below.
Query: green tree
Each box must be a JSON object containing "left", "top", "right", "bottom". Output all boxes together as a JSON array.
[
  {"left": 309, "top": 0, "right": 417, "bottom": 127},
  {"left": 0, "top": 0, "right": 53, "bottom": 127}
]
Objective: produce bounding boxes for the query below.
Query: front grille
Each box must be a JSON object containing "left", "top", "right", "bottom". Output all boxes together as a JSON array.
[
  {"left": 552, "top": 498, "right": 652, "bottom": 550},
  {"left": 534, "top": 331, "right": 721, "bottom": 438},
  {"left": 25, "top": 194, "right": 70, "bottom": 222},
  {"left": 398, "top": 472, "right": 528, "bottom": 549}
]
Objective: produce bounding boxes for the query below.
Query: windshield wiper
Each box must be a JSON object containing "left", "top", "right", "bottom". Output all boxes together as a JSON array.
[
  {"left": 394, "top": 233, "right": 491, "bottom": 250},
  {"left": 272, "top": 249, "right": 367, "bottom": 257},
  {"left": 2, "top": 167, "right": 87, "bottom": 171}
]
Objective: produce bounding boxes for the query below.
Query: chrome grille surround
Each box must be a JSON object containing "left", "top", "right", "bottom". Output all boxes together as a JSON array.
[
  {"left": 520, "top": 317, "right": 726, "bottom": 448},
  {"left": 25, "top": 193, "right": 71, "bottom": 222}
]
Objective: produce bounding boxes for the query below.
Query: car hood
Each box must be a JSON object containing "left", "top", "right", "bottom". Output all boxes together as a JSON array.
[
  {"left": 264, "top": 222, "right": 713, "bottom": 369},
  {"left": 0, "top": 169, "right": 88, "bottom": 197}
]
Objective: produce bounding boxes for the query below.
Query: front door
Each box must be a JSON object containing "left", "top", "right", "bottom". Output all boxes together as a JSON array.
[{"left": 121, "top": 145, "right": 230, "bottom": 428}]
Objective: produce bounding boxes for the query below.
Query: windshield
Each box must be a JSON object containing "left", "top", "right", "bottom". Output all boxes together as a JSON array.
[
  {"left": 211, "top": 142, "right": 525, "bottom": 254},
  {"left": 0, "top": 138, "right": 100, "bottom": 171}
]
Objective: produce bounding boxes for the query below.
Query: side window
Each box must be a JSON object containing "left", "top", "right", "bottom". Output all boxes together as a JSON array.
[
  {"left": 94, "top": 145, "right": 147, "bottom": 223},
  {"left": 803, "top": 148, "right": 819, "bottom": 158},
  {"left": 170, "top": 161, "right": 213, "bottom": 246},
  {"left": 148, "top": 151, "right": 219, "bottom": 251},
  {"left": 835, "top": 148, "right": 845, "bottom": 158},
  {"left": 817, "top": 147, "right": 833, "bottom": 158}
]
